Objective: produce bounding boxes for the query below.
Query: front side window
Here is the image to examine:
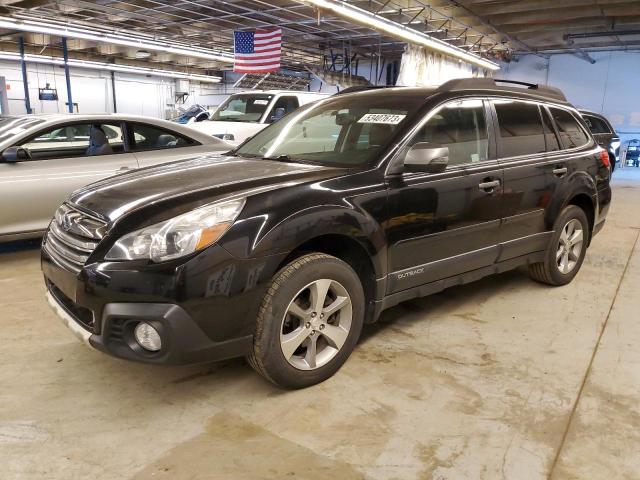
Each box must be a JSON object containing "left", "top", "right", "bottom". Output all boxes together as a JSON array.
[
  {"left": 549, "top": 108, "right": 590, "bottom": 149},
  {"left": 211, "top": 94, "right": 274, "bottom": 123},
  {"left": 494, "top": 100, "right": 546, "bottom": 157},
  {"left": 129, "top": 123, "right": 196, "bottom": 151},
  {"left": 235, "top": 94, "right": 422, "bottom": 167},
  {"left": 21, "top": 122, "right": 124, "bottom": 160},
  {"left": 406, "top": 99, "right": 489, "bottom": 167}
]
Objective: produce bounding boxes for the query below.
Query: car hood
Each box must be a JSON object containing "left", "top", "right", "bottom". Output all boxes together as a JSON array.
[{"left": 68, "top": 154, "right": 344, "bottom": 224}]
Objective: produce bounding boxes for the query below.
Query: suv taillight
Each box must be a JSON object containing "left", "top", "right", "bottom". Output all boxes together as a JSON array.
[{"left": 599, "top": 150, "right": 611, "bottom": 169}]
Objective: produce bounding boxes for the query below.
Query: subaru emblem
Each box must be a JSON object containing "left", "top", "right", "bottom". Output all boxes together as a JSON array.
[{"left": 61, "top": 213, "right": 73, "bottom": 232}]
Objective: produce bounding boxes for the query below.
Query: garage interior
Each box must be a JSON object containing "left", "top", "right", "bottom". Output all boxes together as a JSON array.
[{"left": 1, "top": 1, "right": 640, "bottom": 479}]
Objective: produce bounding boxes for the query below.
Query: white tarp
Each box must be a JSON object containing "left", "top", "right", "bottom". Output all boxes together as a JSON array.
[{"left": 396, "top": 44, "right": 487, "bottom": 87}]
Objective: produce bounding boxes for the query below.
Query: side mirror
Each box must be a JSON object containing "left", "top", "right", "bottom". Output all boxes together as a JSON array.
[
  {"left": 1, "top": 146, "right": 31, "bottom": 163},
  {"left": 195, "top": 112, "right": 208, "bottom": 122},
  {"left": 271, "top": 107, "right": 286, "bottom": 122},
  {"left": 403, "top": 142, "right": 449, "bottom": 173}
]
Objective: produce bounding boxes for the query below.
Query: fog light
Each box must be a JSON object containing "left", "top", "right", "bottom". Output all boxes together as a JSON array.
[{"left": 134, "top": 322, "right": 162, "bottom": 352}]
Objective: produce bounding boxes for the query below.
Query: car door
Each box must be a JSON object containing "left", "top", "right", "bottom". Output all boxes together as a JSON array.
[
  {"left": 0, "top": 121, "right": 138, "bottom": 237},
  {"left": 127, "top": 121, "right": 218, "bottom": 168},
  {"left": 490, "top": 99, "right": 562, "bottom": 261},
  {"left": 385, "top": 98, "right": 503, "bottom": 294}
]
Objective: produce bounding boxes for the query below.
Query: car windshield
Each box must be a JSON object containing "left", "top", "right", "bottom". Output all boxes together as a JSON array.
[
  {"left": 235, "top": 94, "right": 422, "bottom": 167},
  {"left": 0, "top": 116, "right": 46, "bottom": 143},
  {"left": 210, "top": 94, "right": 274, "bottom": 123}
]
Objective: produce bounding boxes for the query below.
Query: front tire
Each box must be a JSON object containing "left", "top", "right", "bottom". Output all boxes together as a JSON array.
[
  {"left": 529, "top": 205, "right": 590, "bottom": 286},
  {"left": 248, "top": 253, "right": 364, "bottom": 389}
]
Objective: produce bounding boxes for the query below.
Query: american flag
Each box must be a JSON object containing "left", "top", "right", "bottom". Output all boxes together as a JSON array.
[{"left": 234, "top": 29, "right": 282, "bottom": 73}]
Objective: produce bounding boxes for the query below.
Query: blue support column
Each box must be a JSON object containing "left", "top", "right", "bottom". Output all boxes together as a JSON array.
[
  {"left": 62, "top": 37, "right": 73, "bottom": 113},
  {"left": 18, "top": 36, "right": 32, "bottom": 114}
]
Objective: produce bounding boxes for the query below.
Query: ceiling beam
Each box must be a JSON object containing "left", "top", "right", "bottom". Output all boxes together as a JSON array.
[{"left": 433, "top": 0, "right": 546, "bottom": 57}]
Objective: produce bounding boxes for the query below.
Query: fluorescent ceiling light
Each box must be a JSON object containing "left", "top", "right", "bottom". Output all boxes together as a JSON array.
[
  {"left": 0, "top": 15, "right": 234, "bottom": 64},
  {"left": 300, "top": 0, "right": 500, "bottom": 71},
  {"left": 0, "top": 51, "right": 222, "bottom": 83}
]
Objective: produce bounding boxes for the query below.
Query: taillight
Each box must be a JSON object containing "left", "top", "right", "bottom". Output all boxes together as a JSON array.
[{"left": 599, "top": 150, "right": 611, "bottom": 169}]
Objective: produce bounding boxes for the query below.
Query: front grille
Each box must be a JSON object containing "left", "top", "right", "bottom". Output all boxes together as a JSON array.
[
  {"left": 43, "top": 204, "right": 106, "bottom": 274},
  {"left": 48, "top": 282, "right": 95, "bottom": 331}
]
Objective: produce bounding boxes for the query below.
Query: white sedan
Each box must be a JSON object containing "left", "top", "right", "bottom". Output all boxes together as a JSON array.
[{"left": 0, "top": 114, "right": 231, "bottom": 242}]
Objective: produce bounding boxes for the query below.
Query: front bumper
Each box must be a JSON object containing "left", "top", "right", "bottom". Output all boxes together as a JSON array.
[
  {"left": 41, "top": 242, "right": 282, "bottom": 365},
  {"left": 46, "top": 282, "right": 253, "bottom": 365}
]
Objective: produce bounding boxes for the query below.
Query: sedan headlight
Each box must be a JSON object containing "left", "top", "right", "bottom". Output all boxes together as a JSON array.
[{"left": 105, "top": 198, "right": 245, "bottom": 262}]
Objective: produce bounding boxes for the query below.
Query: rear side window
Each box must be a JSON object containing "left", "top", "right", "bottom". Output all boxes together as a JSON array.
[
  {"left": 494, "top": 100, "right": 546, "bottom": 157},
  {"left": 129, "top": 123, "right": 198, "bottom": 151},
  {"left": 549, "top": 108, "right": 590, "bottom": 149},
  {"left": 583, "top": 115, "right": 611, "bottom": 134}
]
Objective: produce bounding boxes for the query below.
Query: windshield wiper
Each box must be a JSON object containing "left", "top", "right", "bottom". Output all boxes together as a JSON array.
[{"left": 262, "top": 154, "right": 298, "bottom": 163}]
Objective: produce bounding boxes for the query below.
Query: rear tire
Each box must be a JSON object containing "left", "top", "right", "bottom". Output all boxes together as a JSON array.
[
  {"left": 529, "top": 205, "right": 590, "bottom": 286},
  {"left": 248, "top": 253, "right": 364, "bottom": 389}
]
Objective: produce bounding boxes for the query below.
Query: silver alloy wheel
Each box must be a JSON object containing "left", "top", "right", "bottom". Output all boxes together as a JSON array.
[
  {"left": 279, "top": 278, "right": 353, "bottom": 371},
  {"left": 556, "top": 218, "right": 584, "bottom": 274}
]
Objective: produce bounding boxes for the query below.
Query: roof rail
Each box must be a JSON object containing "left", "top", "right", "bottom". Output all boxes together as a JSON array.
[
  {"left": 334, "top": 85, "right": 394, "bottom": 95},
  {"left": 438, "top": 77, "right": 567, "bottom": 102}
]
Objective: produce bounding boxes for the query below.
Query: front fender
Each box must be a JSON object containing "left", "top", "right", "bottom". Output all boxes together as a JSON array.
[{"left": 223, "top": 203, "right": 387, "bottom": 281}]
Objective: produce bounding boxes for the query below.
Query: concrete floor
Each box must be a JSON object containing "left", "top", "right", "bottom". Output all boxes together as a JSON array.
[{"left": 2, "top": 170, "right": 640, "bottom": 480}]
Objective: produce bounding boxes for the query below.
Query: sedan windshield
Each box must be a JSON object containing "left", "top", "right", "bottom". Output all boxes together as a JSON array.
[
  {"left": 235, "top": 94, "right": 422, "bottom": 167},
  {"left": 211, "top": 94, "right": 273, "bottom": 123},
  {"left": 0, "top": 116, "right": 45, "bottom": 143}
]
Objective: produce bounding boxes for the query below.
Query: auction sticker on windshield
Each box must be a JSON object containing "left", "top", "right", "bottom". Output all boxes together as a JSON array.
[{"left": 358, "top": 113, "right": 406, "bottom": 125}]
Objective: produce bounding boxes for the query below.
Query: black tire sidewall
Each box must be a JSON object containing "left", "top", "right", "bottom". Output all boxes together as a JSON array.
[
  {"left": 254, "top": 255, "right": 365, "bottom": 389},
  {"left": 546, "top": 205, "right": 590, "bottom": 285}
]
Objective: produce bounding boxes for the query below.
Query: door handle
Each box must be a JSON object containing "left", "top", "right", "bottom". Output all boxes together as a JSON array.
[
  {"left": 118, "top": 166, "right": 131, "bottom": 172},
  {"left": 478, "top": 180, "right": 500, "bottom": 192},
  {"left": 552, "top": 167, "right": 568, "bottom": 177}
]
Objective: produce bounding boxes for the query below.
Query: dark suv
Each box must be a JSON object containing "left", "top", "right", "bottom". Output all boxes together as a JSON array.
[
  {"left": 42, "top": 79, "right": 611, "bottom": 389},
  {"left": 580, "top": 110, "right": 619, "bottom": 171}
]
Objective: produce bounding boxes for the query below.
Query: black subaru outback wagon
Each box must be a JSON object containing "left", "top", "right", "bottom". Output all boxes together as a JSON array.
[{"left": 42, "top": 78, "right": 611, "bottom": 388}]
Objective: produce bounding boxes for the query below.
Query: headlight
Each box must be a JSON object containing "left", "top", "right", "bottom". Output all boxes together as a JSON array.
[{"left": 105, "top": 198, "right": 245, "bottom": 262}]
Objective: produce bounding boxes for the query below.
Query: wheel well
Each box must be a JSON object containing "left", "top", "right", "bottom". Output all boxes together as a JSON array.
[
  {"left": 277, "top": 235, "right": 377, "bottom": 312},
  {"left": 568, "top": 193, "right": 595, "bottom": 238}
]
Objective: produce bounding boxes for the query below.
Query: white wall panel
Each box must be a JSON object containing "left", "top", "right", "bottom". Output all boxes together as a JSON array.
[{"left": 0, "top": 60, "right": 225, "bottom": 119}]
